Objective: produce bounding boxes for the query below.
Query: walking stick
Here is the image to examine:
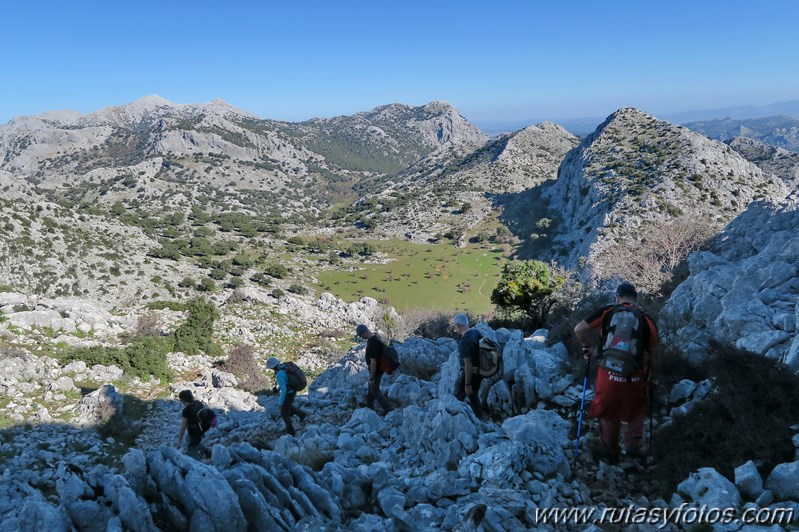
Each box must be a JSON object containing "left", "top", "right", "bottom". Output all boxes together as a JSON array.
[
  {"left": 574, "top": 350, "right": 591, "bottom": 460},
  {"left": 649, "top": 383, "right": 655, "bottom": 456}
]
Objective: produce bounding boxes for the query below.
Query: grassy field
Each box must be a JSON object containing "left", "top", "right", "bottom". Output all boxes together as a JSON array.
[{"left": 317, "top": 239, "right": 505, "bottom": 313}]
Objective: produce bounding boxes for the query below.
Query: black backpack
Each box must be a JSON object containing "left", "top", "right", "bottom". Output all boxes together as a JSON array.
[
  {"left": 282, "top": 362, "right": 308, "bottom": 391},
  {"left": 599, "top": 304, "right": 647, "bottom": 376},
  {"left": 194, "top": 402, "right": 217, "bottom": 433}
]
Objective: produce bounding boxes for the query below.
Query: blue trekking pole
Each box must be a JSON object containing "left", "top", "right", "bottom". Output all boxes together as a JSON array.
[{"left": 574, "top": 349, "right": 591, "bottom": 459}]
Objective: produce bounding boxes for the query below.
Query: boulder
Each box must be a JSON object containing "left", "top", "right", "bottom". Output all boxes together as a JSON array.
[
  {"left": 49, "top": 376, "right": 75, "bottom": 393},
  {"left": 211, "top": 370, "right": 238, "bottom": 388},
  {"left": 676, "top": 467, "right": 741, "bottom": 509},
  {"left": 766, "top": 461, "right": 799, "bottom": 501},
  {"left": 735, "top": 461, "right": 764, "bottom": 500},
  {"left": 75, "top": 384, "right": 124, "bottom": 427},
  {"left": 502, "top": 409, "right": 571, "bottom": 478}
]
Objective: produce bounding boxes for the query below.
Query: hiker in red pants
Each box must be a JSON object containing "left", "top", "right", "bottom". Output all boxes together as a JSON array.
[{"left": 574, "top": 282, "right": 660, "bottom": 465}]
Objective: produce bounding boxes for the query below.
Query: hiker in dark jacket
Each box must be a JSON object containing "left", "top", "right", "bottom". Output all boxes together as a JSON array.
[
  {"left": 267, "top": 357, "right": 306, "bottom": 436},
  {"left": 176, "top": 389, "right": 209, "bottom": 459},
  {"left": 356, "top": 324, "right": 393, "bottom": 415},
  {"left": 452, "top": 313, "right": 485, "bottom": 417},
  {"left": 574, "top": 282, "right": 660, "bottom": 464}
]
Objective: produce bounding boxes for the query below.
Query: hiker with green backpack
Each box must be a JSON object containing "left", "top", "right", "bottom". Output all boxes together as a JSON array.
[
  {"left": 267, "top": 357, "right": 307, "bottom": 436},
  {"left": 355, "top": 324, "right": 398, "bottom": 415},
  {"left": 573, "top": 282, "right": 660, "bottom": 465}
]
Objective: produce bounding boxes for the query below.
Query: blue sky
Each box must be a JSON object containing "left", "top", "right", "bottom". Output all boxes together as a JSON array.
[{"left": 1, "top": 0, "right": 797, "bottom": 126}]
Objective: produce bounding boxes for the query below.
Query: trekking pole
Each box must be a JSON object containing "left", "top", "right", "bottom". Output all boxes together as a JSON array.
[
  {"left": 574, "top": 350, "right": 591, "bottom": 460},
  {"left": 649, "top": 383, "right": 655, "bottom": 456}
]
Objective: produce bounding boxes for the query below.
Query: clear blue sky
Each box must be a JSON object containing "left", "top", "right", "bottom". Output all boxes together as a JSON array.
[{"left": 2, "top": 0, "right": 797, "bottom": 126}]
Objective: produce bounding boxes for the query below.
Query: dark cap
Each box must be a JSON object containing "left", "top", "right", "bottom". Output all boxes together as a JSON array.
[
  {"left": 616, "top": 282, "right": 638, "bottom": 298},
  {"left": 355, "top": 324, "right": 370, "bottom": 337}
]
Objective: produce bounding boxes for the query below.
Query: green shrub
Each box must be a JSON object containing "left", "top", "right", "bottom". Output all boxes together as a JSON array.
[
  {"left": 265, "top": 264, "right": 289, "bottom": 279},
  {"left": 197, "top": 278, "right": 217, "bottom": 292},
  {"left": 250, "top": 272, "right": 271, "bottom": 286},
  {"left": 288, "top": 283, "right": 308, "bottom": 295},
  {"left": 172, "top": 298, "right": 222, "bottom": 357},
  {"left": 124, "top": 336, "right": 173, "bottom": 380},
  {"left": 146, "top": 301, "right": 188, "bottom": 311},
  {"left": 272, "top": 288, "right": 285, "bottom": 299},
  {"left": 490, "top": 259, "right": 565, "bottom": 329},
  {"left": 209, "top": 268, "right": 227, "bottom": 280},
  {"left": 61, "top": 336, "right": 173, "bottom": 381},
  {"left": 178, "top": 277, "right": 195, "bottom": 289},
  {"left": 347, "top": 242, "right": 376, "bottom": 257},
  {"left": 232, "top": 254, "right": 254, "bottom": 268}
]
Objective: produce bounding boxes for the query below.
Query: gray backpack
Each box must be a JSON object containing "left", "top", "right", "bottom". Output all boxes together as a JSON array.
[{"left": 599, "top": 305, "right": 645, "bottom": 376}]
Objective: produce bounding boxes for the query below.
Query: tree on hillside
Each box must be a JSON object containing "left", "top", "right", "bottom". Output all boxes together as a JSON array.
[
  {"left": 594, "top": 216, "right": 718, "bottom": 296},
  {"left": 490, "top": 259, "right": 565, "bottom": 328}
]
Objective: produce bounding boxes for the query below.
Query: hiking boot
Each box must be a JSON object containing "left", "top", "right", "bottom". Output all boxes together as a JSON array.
[
  {"left": 588, "top": 439, "right": 619, "bottom": 465},
  {"left": 624, "top": 445, "right": 646, "bottom": 459}
]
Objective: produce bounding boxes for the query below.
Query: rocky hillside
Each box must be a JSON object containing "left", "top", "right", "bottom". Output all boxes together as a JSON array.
[
  {"left": 663, "top": 192, "right": 799, "bottom": 366},
  {"left": 4, "top": 314, "right": 795, "bottom": 531},
  {"left": 352, "top": 122, "right": 578, "bottom": 243},
  {"left": 684, "top": 115, "right": 799, "bottom": 152},
  {"left": 542, "top": 108, "right": 788, "bottom": 276},
  {"left": 0, "top": 96, "right": 485, "bottom": 217},
  {"left": 727, "top": 136, "right": 799, "bottom": 190}
]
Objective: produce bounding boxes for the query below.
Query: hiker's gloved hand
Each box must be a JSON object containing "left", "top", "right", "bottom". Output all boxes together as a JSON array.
[{"left": 581, "top": 347, "right": 592, "bottom": 361}]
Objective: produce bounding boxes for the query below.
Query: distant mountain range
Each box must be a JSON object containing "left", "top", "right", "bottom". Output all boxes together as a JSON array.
[
  {"left": 682, "top": 115, "right": 799, "bottom": 152},
  {"left": 476, "top": 99, "right": 799, "bottom": 138},
  {"left": 0, "top": 95, "right": 796, "bottom": 303}
]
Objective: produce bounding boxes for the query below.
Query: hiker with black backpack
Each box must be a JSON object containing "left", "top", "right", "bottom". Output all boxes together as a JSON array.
[
  {"left": 452, "top": 313, "right": 488, "bottom": 418},
  {"left": 267, "top": 357, "right": 307, "bottom": 436},
  {"left": 176, "top": 389, "right": 216, "bottom": 459},
  {"left": 573, "top": 282, "right": 660, "bottom": 465},
  {"left": 355, "top": 324, "right": 396, "bottom": 415}
]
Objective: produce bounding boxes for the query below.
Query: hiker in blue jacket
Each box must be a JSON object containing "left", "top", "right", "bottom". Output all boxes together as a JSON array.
[{"left": 267, "top": 357, "right": 306, "bottom": 436}]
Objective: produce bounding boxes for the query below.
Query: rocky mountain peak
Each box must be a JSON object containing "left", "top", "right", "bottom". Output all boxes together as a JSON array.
[
  {"left": 130, "top": 94, "right": 173, "bottom": 108},
  {"left": 543, "top": 107, "right": 788, "bottom": 274}
]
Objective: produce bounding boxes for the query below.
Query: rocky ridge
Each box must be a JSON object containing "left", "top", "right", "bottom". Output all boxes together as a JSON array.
[
  {"left": 356, "top": 122, "right": 578, "bottom": 243},
  {"left": 0, "top": 97, "right": 485, "bottom": 217},
  {"left": 727, "top": 136, "right": 799, "bottom": 191},
  {"left": 543, "top": 108, "right": 788, "bottom": 273}
]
